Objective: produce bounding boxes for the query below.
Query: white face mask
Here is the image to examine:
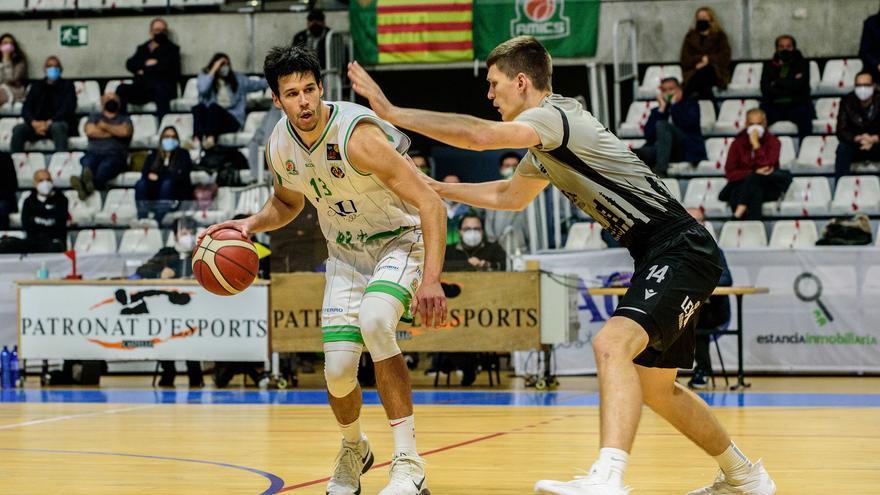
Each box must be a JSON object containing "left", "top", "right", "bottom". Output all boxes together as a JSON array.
[
  {"left": 855, "top": 85, "right": 874, "bottom": 101},
  {"left": 746, "top": 124, "right": 765, "bottom": 139},
  {"left": 175, "top": 233, "right": 196, "bottom": 253},
  {"left": 36, "top": 180, "right": 53, "bottom": 196},
  {"left": 461, "top": 229, "right": 483, "bottom": 247},
  {"left": 500, "top": 167, "right": 515, "bottom": 179}
]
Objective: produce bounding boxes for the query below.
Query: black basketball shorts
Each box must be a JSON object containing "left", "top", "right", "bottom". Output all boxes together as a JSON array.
[{"left": 613, "top": 223, "right": 724, "bottom": 369}]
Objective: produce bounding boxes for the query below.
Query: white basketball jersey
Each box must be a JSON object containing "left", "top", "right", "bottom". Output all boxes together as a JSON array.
[{"left": 266, "top": 101, "right": 420, "bottom": 246}]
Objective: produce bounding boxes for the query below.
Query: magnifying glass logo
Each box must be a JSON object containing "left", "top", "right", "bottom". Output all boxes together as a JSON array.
[{"left": 793, "top": 272, "right": 833, "bottom": 322}]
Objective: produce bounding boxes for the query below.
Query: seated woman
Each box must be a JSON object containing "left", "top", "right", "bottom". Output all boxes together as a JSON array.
[
  {"left": 0, "top": 33, "right": 27, "bottom": 108},
  {"left": 135, "top": 126, "right": 193, "bottom": 224},
  {"left": 192, "top": 53, "right": 268, "bottom": 149},
  {"left": 680, "top": 7, "right": 731, "bottom": 100}
]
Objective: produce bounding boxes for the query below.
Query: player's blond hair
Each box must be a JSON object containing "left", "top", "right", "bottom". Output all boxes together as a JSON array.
[{"left": 486, "top": 36, "right": 553, "bottom": 92}]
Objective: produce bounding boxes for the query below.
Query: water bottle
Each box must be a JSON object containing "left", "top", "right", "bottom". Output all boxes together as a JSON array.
[
  {"left": 511, "top": 248, "right": 526, "bottom": 272},
  {"left": 10, "top": 346, "right": 19, "bottom": 388},
  {"left": 37, "top": 261, "right": 49, "bottom": 280},
  {"left": 0, "top": 346, "right": 11, "bottom": 389}
]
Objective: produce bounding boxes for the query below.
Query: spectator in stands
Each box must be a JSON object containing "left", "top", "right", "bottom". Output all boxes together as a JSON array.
[
  {"left": 22, "top": 169, "right": 67, "bottom": 253},
  {"left": 760, "top": 35, "right": 813, "bottom": 140},
  {"left": 70, "top": 93, "right": 133, "bottom": 200},
  {"left": 634, "top": 77, "right": 706, "bottom": 176},
  {"left": 441, "top": 174, "right": 473, "bottom": 245},
  {"left": 835, "top": 70, "right": 880, "bottom": 179},
  {"left": 293, "top": 9, "right": 331, "bottom": 69},
  {"left": 680, "top": 7, "right": 731, "bottom": 100},
  {"left": 11, "top": 56, "right": 75, "bottom": 153},
  {"left": 117, "top": 18, "right": 181, "bottom": 119},
  {"left": 859, "top": 9, "right": 880, "bottom": 81},
  {"left": 485, "top": 152, "right": 528, "bottom": 252},
  {"left": 685, "top": 208, "right": 732, "bottom": 390},
  {"left": 0, "top": 151, "right": 15, "bottom": 230},
  {"left": 409, "top": 149, "right": 431, "bottom": 176},
  {"left": 444, "top": 213, "right": 507, "bottom": 272},
  {"left": 193, "top": 53, "right": 268, "bottom": 150},
  {"left": 135, "top": 126, "right": 193, "bottom": 224},
  {"left": 0, "top": 33, "right": 27, "bottom": 108},
  {"left": 720, "top": 108, "right": 792, "bottom": 220}
]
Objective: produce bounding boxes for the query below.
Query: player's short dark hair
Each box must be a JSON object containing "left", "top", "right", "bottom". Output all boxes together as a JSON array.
[
  {"left": 660, "top": 77, "right": 680, "bottom": 87},
  {"left": 263, "top": 44, "right": 322, "bottom": 97},
  {"left": 487, "top": 36, "right": 552, "bottom": 92}
]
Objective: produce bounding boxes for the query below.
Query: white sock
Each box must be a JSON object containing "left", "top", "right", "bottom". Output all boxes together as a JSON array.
[
  {"left": 715, "top": 442, "right": 752, "bottom": 482},
  {"left": 339, "top": 418, "right": 363, "bottom": 444},
  {"left": 590, "top": 447, "right": 628, "bottom": 487},
  {"left": 389, "top": 414, "right": 417, "bottom": 455}
]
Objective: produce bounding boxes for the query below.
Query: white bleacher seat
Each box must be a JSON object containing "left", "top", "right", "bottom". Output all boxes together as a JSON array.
[
  {"left": 718, "top": 221, "right": 768, "bottom": 248},
  {"left": 74, "top": 229, "right": 117, "bottom": 254},
  {"left": 698, "top": 100, "right": 716, "bottom": 135},
  {"left": 768, "top": 120, "right": 797, "bottom": 136},
  {"left": 246, "top": 76, "right": 272, "bottom": 108},
  {"left": 809, "top": 60, "right": 821, "bottom": 92},
  {"left": 74, "top": 80, "right": 102, "bottom": 114},
  {"left": 29, "top": 0, "right": 67, "bottom": 10},
  {"left": 682, "top": 177, "right": 728, "bottom": 216},
  {"left": 68, "top": 116, "right": 90, "bottom": 150},
  {"left": 0, "top": 99, "right": 23, "bottom": 116},
  {"left": 76, "top": 0, "right": 105, "bottom": 8},
  {"left": 104, "top": 79, "right": 130, "bottom": 95},
  {"left": 106, "top": 0, "right": 145, "bottom": 7},
  {"left": 618, "top": 101, "right": 658, "bottom": 138},
  {"left": 190, "top": 170, "right": 214, "bottom": 185},
  {"left": 818, "top": 58, "right": 863, "bottom": 95},
  {"left": 130, "top": 114, "right": 158, "bottom": 148},
  {"left": 23, "top": 139, "right": 54, "bottom": 152},
  {"left": 721, "top": 63, "right": 762, "bottom": 98},
  {"left": 635, "top": 65, "right": 683, "bottom": 100},
  {"left": 48, "top": 151, "right": 84, "bottom": 188},
  {"left": 94, "top": 188, "right": 137, "bottom": 225},
  {"left": 812, "top": 98, "right": 840, "bottom": 134},
  {"left": 831, "top": 175, "right": 880, "bottom": 215},
  {"left": 765, "top": 176, "right": 832, "bottom": 217},
  {"left": 190, "top": 187, "right": 235, "bottom": 225},
  {"left": 769, "top": 220, "right": 819, "bottom": 248},
  {"left": 660, "top": 178, "right": 681, "bottom": 202},
  {"left": 620, "top": 139, "right": 645, "bottom": 150},
  {"left": 118, "top": 228, "right": 163, "bottom": 254},
  {"left": 0, "top": 1, "right": 24, "bottom": 12},
  {"left": 12, "top": 152, "right": 46, "bottom": 185},
  {"left": 171, "top": 78, "right": 199, "bottom": 112},
  {"left": 779, "top": 136, "right": 796, "bottom": 168},
  {"left": 153, "top": 114, "right": 194, "bottom": 147},
  {"left": 8, "top": 193, "right": 27, "bottom": 228},
  {"left": 235, "top": 186, "right": 271, "bottom": 215},
  {"left": 219, "top": 111, "right": 265, "bottom": 147},
  {"left": 64, "top": 190, "right": 102, "bottom": 226},
  {"left": 702, "top": 220, "right": 717, "bottom": 240},
  {"left": 564, "top": 222, "right": 607, "bottom": 250},
  {"left": 712, "top": 99, "right": 759, "bottom": 135},
  {"left": 795, "top": 135, "right": 838, "bottom": 174},
  {"left": 689, "top": 137, "right": 734, "bottom": 176},
  {"left": 0, "top": 230, "right": 25, "bottom": 239},
  {"left": 0, "top": 117, "right": 22, "bottom": 151},
  {"left": 110, "top": 171, "right": 141, "bottom": 187}
]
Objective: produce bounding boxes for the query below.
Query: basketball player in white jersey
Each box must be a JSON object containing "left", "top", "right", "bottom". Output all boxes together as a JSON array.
[
  {"left": 203, "top": 45, "right": 445, "bottom": 495},
  {"left": 349, "top": 37, "right": 776, "bottom": 495}
]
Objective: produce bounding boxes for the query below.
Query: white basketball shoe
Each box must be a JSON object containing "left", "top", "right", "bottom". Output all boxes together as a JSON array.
[
  {"left": 688, "top": 460, "right": 777, "bottom": 495},
  {"left": 326, "top": 436, "right": 374, "bottom": 495},
  {"left": 377, "top": 452, "right": 430, "bottom": 495},
  {"left": 534, "top": 467, "right": 631, "bottom": 495}
]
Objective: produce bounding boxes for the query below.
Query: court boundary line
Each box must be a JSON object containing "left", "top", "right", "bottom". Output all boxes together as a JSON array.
[{"left": 0, "top": 404, "right": 158, "bottom": 430}]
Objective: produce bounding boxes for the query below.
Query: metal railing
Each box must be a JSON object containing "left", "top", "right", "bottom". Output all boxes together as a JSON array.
[
  {"left": 612, "top": 18, "right": 637, "bottom": 132},
  {"left": 323, "top": 30, "right": 353, "bottom": 102}
]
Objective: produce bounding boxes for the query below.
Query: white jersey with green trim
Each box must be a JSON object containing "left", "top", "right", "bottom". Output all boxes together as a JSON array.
[{"left": 266, "top": 101, "right": 420, "bottom": 247}]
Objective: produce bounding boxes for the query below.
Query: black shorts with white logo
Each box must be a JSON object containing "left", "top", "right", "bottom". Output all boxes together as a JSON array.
[{"left": 613, "top": 223, "right": 723, "bottom": 369}]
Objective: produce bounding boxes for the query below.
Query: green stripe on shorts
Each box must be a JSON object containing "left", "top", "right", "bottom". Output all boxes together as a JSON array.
[
  {"left": 365, "top": 280, "right": 412, "bottom": 307},
  {"left": 321, "top": 325, "right": 364, "bottom": 344}
]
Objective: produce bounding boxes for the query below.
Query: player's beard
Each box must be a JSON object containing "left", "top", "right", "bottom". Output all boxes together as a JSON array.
[{"left": 295, "top": 104, "right": 321, "bottom": 133}]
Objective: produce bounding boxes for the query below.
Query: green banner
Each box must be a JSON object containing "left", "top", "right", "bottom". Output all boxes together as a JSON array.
[{"left": 473, "top": 0, "right": 600, "bottom": 59}]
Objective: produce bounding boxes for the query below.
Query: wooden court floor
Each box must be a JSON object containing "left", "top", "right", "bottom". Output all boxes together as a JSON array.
[{"left": 1, "top": 375, "right": 879, "bottom": 494}]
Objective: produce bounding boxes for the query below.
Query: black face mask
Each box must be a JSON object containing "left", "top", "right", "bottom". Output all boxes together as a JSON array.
[
  {"left": 696, "top": 20, "right": 710, "bottom": 32},
  {"left": 308, "top": 24, "right": 325, "bottom": 37},
  {"left": 104, "top": 99, "right": 120, "bottom": 113},
  {"left": 778, "top": 49, "right": 794, "bottom": 63},
  {"left": 153, "top": 32, "right": 168, "bottom": 45}
]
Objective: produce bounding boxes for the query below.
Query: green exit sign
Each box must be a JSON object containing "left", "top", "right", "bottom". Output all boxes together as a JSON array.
[{"left": 60, "top": 25, "right": 89, "bottom": 47}]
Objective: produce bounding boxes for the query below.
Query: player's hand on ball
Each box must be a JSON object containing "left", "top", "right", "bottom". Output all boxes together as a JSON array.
[
  {"left": 348, "top": 61, "right": 395, "bottom": 120},
  {"left": 200, "top": 218, "right": 252, "bottom": 243},
  {"left": 412, "top": 280, "right": 447, "bottom": 328}
]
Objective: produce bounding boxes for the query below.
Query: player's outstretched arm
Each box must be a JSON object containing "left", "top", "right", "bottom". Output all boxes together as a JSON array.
[
  {"left": 422, "top": 172, "right": 549, "bottom": 211},
  {"left": 348, "top": 61, "right": 541, "bottom": 151},
  {"left": 201, "top": 184, "right": 304, "bottom": 241},
  {"left": 347, "top": 122, "right": 448, "bottom": 328}
]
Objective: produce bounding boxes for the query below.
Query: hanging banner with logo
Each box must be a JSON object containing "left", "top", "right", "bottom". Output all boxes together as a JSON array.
[
  {"left": 473, "top": 0, "right": 600, "bottom": 59},
  {"left": 350, "top": 0, "right": 474, "bottom": 64},
  {"left": 518, "top": 248, "right": 880, "bottom": 375},
  {"left": 271, "top": 272, "right": 540, "bottom": 352},
  {"left": 17, "top": 281, "right": 269, "bottom": 361}
]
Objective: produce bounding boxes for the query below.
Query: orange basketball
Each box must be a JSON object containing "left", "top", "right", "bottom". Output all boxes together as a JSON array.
[{"left": 192, "top": 228, "right": 259, "bottom": 296}]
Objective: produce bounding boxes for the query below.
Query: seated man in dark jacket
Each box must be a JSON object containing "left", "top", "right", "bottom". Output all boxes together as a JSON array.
[
  {"left": 835, "top": 70, "right": 880, "bottom": 179},
  {"left": 11, "top": 56, "right": 76, "bottom": 153},
  {"left": 760, "top": 35, "right": 813, "bottom": 140},
  {"left": 116, "top": 18, "right": 181, "bottom": 118},
  {"left": 444, "top": 213, "right": 507, "bottom": 272},
  {"left": 634, "top": 77, "right": 707, "bottom": 177},
  {"left": 22, "top": 169, "right": 68, "bottom": 253}
]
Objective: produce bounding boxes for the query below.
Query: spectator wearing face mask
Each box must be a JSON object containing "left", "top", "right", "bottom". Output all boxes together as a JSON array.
[
  {"left": 117, "top": 18, "right": 181, "bottom": 119},
  {"left": 634, "top": 77, "right": 706, "bottom": 177},
  {"left": 0, "top": 33, "right": 27, "bottom": 108},
  {"left": 70, "top": 93, "right": 133, "bottom": 200},
  {"left": 21, "top": 169, "right": 68, "bottom": 253},
  {"left": 835, "top": 70, "right": 880, "bottom": 179},
  {"left": 193, "top": 53, "right": 268, "bottom": 150},
  {"left": 292, "top": 9, "right": 331, "bottom": 69},
  {"left": 441, "top": 174, "right": 475, "bottom": 245},
  {"left": 719, "top": 108, "right": 792, "bottom": 220},
  {"left": 760, "top": 35, "right": 813, "bottom": 140},
  {"left": 680, "top": 7, "right": 731, "bottom": 100},
  {"left": 11, "top": 55, "right": 75, "bottom": 153},
  {"left": 444, "top": 213, "right": 507, "bottom": 272},
  {"left": 484, "top": 152, "right": 529, "bottom": 253},
  {"left": 135, "top": 126, "right": 193, "bottom": 224}
]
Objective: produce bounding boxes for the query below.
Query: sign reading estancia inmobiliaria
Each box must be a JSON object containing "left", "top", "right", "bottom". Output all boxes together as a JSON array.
[{"left": 18, "top": 282, "right": 268, "bottom": 361}]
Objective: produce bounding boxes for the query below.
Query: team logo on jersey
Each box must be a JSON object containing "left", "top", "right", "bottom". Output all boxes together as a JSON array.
[
  {"left": 410, "top": 279, "right": 420, "bottom": 293},
  {"left": 326, "top": 143, "right": 342, "bottom": 161},
  {"left": 331, "top": 165, "right": 345, "bottom": 179},
  {"left": 329, "top": 199, "right": 358, "bottom": 218},
  {"left": 285, "top": 160, "right": 298, "bottom": 175},
  {"left": 511, "top": 0, "right": 571, "bottom": 39}
]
